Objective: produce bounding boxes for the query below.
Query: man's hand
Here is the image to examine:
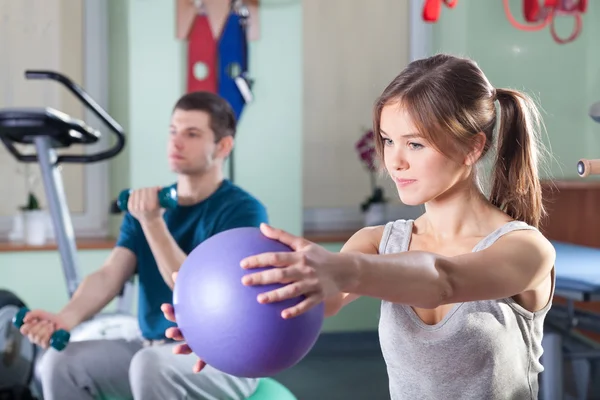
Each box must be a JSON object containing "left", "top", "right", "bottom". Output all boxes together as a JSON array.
[
  {"left": 20, "top": 310, "right": 72, "bottom": 349},
  {"left": 128, "top": 187, "right": 164, "bottom": 224}
]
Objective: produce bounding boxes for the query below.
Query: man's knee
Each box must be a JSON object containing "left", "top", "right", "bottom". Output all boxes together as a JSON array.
[
  {"left": 38, "top": 339, "right": 140, "bottom": 400},
  {"left": 129, "top": 345, "right": 260, "bottom": 400},
  {"left": 129, "top": 346, "right": 179, "bottom": 399},
  {"left": 38, "top": 346, "right": 78, "bottom": 385},
  {"left": 129, "top": 346, "right": 170, "bottom": 384}
]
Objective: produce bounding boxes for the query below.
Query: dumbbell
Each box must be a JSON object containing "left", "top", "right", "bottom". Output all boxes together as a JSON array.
[
  {"left": 577, "top": 159, "right": 600, "bottom": 178},
  {"left": 12, "top": 307, "right": 71, "bottom": 351},
  {"left": 113, "top": 187, "right": 178, "bottom": 213}
]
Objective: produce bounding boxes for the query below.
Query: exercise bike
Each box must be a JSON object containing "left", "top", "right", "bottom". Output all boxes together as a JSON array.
[{"left": 0, "top": 71, "right": 139, "bottom": 399}]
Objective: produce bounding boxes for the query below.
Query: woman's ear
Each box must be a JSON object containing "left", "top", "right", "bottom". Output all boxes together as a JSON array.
[{"left": 464, "top": 132, "right": 486, "bottom": 166}]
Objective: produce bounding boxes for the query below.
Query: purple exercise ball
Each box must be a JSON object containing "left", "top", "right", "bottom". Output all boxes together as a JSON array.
[{"left": 172, "top": 227, "right": 325, "bottom": 378}]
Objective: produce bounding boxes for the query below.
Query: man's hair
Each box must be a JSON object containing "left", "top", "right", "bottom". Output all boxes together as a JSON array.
[{"left": 173, "top": 92, "right": 236, "bottom": 141}]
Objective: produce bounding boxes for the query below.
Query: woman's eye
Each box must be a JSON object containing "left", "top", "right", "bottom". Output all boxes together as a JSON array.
[{"left": 408, "top": 142, "right": 423, "bottom": 150}]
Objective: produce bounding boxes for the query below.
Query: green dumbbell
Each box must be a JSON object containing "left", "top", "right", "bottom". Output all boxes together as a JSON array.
[
  {"left": 12, "top": 307, "right": 71, "bottom": 351},
  {"left": 116, "top": 187, "right": 178, "bottom": 212}
]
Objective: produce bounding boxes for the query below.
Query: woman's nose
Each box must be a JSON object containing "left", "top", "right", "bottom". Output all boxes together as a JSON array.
[{"left": 390, "top": 150, "right": 408, "bottom": 171}]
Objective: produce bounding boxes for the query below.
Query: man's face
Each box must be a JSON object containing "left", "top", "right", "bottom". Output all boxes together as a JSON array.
[{"left": 168, "top": 109, "right": 227, "bottom": 175}]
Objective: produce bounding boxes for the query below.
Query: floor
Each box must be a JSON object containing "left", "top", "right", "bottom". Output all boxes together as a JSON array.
[
  {"left": 270, "top": 331, "right": 600, "bottom": 400},
  {"left": 274, "top": 351, "right": 390, "bottom": 400}
]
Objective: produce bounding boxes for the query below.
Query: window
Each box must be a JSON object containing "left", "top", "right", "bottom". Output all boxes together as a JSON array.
[{"left": 0, "top": 0, "right": 110, "bottom": 239}]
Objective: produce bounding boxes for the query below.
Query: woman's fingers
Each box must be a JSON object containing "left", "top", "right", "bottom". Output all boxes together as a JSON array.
[
  {"left": 241, "top": 263, "right": 304, "bottom": 286},
  {"left": 240, "top": 251, "right": 298, "bottom": 270},
  {"left": 259, "top": 223, "right": 311, "bottom": 250},
  {"left": 256, "top": 280, "right": 316, "bottom": 304},
  {"left": 281, "top": 294, "right": 325, "bottom": 319}
]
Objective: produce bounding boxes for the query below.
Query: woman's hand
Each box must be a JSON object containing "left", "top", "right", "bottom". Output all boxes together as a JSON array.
[
  {"left": 162, "top": 272, "right": 206, "bottom": 373},
  {"left": 240, "top": 223, "right": 356, "bottom": 319}
]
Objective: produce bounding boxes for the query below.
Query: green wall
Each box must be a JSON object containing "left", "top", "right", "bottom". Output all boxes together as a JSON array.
[
  {"left": 433, "top": 0, "right": 600, "bottom": 177},
  {"left": 2, "top": 0, "right": 599, "bottom": 335},
  {"left": 0, "top": 0, "right": 370, "bottom": 334}
]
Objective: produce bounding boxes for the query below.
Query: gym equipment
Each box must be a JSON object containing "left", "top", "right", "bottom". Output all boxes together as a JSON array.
[
  {"left": 0, "top": 290, "right": 37, "bottom": 399},
  {"left": 0, "top": 70, "right": 140, "bottom": 397},
  {"left": 575, "top": 102, "right": 600, "bottom": 177},
  {"left": 173, "top": 227, "right": 325, "bottom": 378},
  {"left": 590, "top": 101, "right": 600, "bottom": 123},
  {"left": 540, "top": 242, "right": 600, "bottom": 400},
  {"left": 422, "top": 0, "right": 458, "bottom": 23},
  {"left": 502, "top": 0, "right": 587, "bottom": 44},
  {"left": 184, "top": 2, "right": 218, "bottom": 93},
  {"left": 218, "top": 0, "right": 253, "bottom": 122},
  {"left": 113, "top": 187, "right": 178, "bottom": 213},
  {"left": 539, "top": 128, "right": 600, "bottom": 400},
  {"left": 247, "top": 378, "right": 297, "bottom": 400},
  {"left": 576, "top": 158, "right": 600, "bottom": 178}
]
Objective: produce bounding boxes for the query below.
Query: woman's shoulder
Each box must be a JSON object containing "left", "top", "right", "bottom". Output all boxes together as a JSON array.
[
  {"left": 342, "top": 219, "right": 414, "bottom": 255},
  {"left": 344, "top": 225, "right": 386, "bottom": 250},
  {"left": 484, "top": 219, "right": 555, "bottom": 261}
]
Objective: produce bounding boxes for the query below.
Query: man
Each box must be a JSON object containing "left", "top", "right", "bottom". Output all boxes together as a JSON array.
[{"left": 19, "top": 92, "right": 268, "bottom": 400}]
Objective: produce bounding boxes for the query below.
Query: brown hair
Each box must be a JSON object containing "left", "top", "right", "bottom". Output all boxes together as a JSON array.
[
  {"left": 373, "top": 54, "right": 546, "bottom": 227},
  {"left": 173, "top": 91, "right": 236, "bottom": 141}
]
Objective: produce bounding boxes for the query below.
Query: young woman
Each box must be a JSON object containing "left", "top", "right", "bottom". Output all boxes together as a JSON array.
[{"left": 163, "top": 53, "right": 556, "bottom": 399}]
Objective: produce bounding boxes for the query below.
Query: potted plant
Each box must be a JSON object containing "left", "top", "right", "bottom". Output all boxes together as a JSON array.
[
  {"left": 20, "top": 190, "right": 48, "bottom": 246},
  {"left": 355, "top": 129, "right": 388, "bottom": 226},
  {"left": 14, "top": 164, "right": 49, "bottom": 246}
]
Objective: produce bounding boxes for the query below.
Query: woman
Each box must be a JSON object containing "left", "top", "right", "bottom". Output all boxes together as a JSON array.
[{"left": 162, "top": 54, "right": 555, "bottom": 399}]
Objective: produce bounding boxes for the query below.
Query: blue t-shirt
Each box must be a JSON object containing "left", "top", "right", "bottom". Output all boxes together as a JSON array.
[{"left": 115, "top": 179, "right": 269, "bottom": 339}]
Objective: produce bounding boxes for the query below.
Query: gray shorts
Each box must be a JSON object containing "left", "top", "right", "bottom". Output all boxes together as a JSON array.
[{"left": 37, "top": 338, "right": 259, "bottom": 400}]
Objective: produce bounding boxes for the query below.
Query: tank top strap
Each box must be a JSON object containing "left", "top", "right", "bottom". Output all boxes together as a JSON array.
[
  {"left": 379, "top": 219, "right": 539, "bottom": 255},
  {"left": 472, "top": 220, "right": 539, "bottom": 253},
  {"left": 379, "top": 219, "right": 414, "bottom": 255}
]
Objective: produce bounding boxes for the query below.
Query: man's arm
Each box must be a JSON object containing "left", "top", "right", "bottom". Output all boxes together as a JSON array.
[
  {"left": 140, "top": 218, "right": 187, "bottom": 290},
  {"left": 57, "top": 247, "right": 137, "bottom": 330},
  {"left": 140, "top": 194, "right": 269, "bottom": 290},
  {"left": 125, "top": 186, "right": 187, "bottom": 290}
]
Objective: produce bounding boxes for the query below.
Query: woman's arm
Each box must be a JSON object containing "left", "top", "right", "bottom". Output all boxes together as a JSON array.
[
  {"left": 348, "top": 228, "right": 555, "bottom": 308},
  {"left": 239, "top": 224, "right": 555, "bottom": 319},
  {"left": 324, "top": 225, "right": 384, "bottom": 316}
]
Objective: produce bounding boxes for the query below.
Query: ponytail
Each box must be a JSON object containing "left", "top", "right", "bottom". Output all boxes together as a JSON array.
[{"left": 490, "top": 88, "right": 545, "bottom": 228}]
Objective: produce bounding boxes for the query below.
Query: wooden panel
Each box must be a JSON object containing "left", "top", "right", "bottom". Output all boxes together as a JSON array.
[
  {"left": 540, "top": 179, "right": 600, "bottom": 340},
  {"left": 540, "top": 180, "right": 600, "bottom": 248},
  {"left": 305, "top": 180, "right": 600, "bottom": 246}
]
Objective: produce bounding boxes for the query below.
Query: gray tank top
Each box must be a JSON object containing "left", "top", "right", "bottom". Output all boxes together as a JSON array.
[{"left": 378, "top": 219, "right": 554, "bottom": 400}]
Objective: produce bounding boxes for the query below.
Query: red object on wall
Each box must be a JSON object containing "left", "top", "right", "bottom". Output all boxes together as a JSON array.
[
  {"left": 422, "top": 0, "right": 458, "bottom": 23},
  {"left": 186, "top": 14, "right": 217, "bottom": 93},
  {"left": 503, "top": 0, "right": 587, "bottom": 44}
]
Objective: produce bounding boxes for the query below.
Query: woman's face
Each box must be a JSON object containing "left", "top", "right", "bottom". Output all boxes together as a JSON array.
[{"left": 379, "top": 104, "right": 474, "bottom": 206}]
